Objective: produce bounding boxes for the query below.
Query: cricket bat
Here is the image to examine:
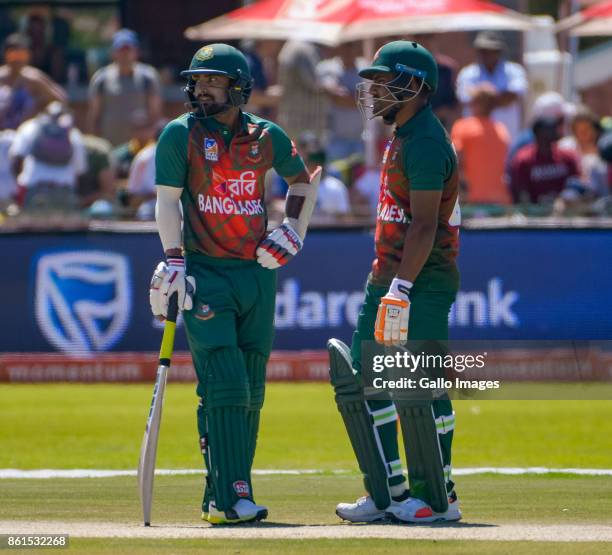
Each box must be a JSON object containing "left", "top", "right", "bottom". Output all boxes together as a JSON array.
[{"left": 138, "top": 293, "right": 179, "bottom": 526}]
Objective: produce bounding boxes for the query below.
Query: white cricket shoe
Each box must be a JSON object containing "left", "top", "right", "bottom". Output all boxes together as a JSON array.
[
  {"left": 207, "top": 499, "right": 268, "bottom": 525},
  {"left": 336, "top": 495, "right": 390, "bottom": 523},
  {"left": 386, "top": 491, "right": 462, "bottom": 523}
]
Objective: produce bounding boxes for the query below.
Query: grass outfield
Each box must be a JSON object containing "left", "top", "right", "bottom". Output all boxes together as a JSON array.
[
  {"left": 1, "top": 383, "right": 611, "bottom": 553},
  {"left": 0, "top": 383, "right": 611, "bottom": 469}
]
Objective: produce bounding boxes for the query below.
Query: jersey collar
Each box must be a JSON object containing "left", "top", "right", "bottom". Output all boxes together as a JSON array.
[{"left": 395, "top": 103, "right": 432, "bottom": 138}]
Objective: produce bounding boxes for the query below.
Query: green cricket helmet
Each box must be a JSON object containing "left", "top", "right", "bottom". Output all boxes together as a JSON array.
[
  {"left": 359, "top": 40, "right": 438, "bottom": 93},
  {"left": 181, "top": 43, "right": 253, "bottom": 112},
  {"left": 356, "top": 41, "right": 438, "bottom": 121}
]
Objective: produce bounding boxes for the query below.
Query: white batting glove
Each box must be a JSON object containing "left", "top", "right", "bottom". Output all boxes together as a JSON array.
[
  {"left": 256, "top": 221, "right": 303, "bottom": 269},
  {"left": 374, "top": 277, "right": 412, "bottom": 346},
  {"left": 149, "top": 256, "right": 196, "bottom": 319}
]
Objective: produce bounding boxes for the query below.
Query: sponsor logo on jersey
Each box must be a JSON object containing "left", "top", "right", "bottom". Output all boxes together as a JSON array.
[
  {"left": 195, "top": 303, "right": 215, "bottom": 321},
  {"left": 204, "top": 138, "right": 218, "bottom": 161},
  {"left": 233, "top": 480, "right": 250, "bottom": 497},
  {"left": 211, "top": 170, "right": 259, "bottom": 200},
  {"left": 34, "top": 250, "right": 131, "bottom": 354}
]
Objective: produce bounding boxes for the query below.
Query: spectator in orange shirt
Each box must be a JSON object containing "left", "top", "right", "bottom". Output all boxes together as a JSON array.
[{"left": 451, "top": 83, "right": 510, "bottom": 204}]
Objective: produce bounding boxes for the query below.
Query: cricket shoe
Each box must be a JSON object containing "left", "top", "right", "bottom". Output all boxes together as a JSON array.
[
  {"left": 336, "top": 495, "right": 396, "bottom": 523},
  {"left": 385, "top": 491, "right": 462, "bottom": 524},
  {"left": 207, "top": 499, "right": 268, "bottom": 525}
]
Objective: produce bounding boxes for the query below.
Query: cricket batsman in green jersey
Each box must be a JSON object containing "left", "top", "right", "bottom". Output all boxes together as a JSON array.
[
  {"left": 328, "top": 41, "right": 462, "bottom": 523},
  {"left": 148, "top": 44, "right": 320, "bottom": 525}
]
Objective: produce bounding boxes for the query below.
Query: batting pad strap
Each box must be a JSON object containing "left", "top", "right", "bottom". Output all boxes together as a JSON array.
[
  {"left": 443, "top": 465, "right": 452, "bottom": 484},
  {"left": 388, "top": 459, "right": 404, "bottom": 478},
  {"left": 284, "top": 168, "right": 321, "bottom": 240},
  {"left": 435, "top": 413, "right": 455, "bottom": 435},
  {"left": 370, "top": 406, "right": 398, "bottom": 427}
]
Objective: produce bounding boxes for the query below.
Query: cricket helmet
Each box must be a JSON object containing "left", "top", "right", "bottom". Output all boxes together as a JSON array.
[
  {"left": 181, "top": 43, "right": 253, "bottom": 115},
  {"left": 357, "top": 41, "right": 438, "bottom": 121}
]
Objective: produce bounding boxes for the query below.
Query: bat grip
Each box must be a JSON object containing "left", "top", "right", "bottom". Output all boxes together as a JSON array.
[{"left": 166, "top": 292, "right": 179, "bottom": 324}]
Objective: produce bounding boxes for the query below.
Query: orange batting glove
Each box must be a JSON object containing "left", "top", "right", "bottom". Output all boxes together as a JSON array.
[{"left": 374, "top": 277, "right": 412, "bottom": 346}]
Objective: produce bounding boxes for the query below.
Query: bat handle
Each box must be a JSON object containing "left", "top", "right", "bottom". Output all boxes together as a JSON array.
[{"left": 166, "top": 292, "right": 179, "bottom": 324}]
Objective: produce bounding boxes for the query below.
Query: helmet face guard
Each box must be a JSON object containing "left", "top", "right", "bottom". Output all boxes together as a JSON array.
[
  {"left": 182, "top": 68, "right": 253, "bottom": 119},
  {"left": 356, "top": 64, "right": 427, "bottom": 121}
]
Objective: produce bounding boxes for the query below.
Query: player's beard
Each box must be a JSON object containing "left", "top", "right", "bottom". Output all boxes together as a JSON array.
[{"left": 197, "top": 98, "right": 230, "bottom": 117}]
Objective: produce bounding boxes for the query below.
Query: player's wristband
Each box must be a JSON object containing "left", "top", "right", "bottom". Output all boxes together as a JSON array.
[
  {"left": 388, "top": 277, "right": 413, "bottom": 301},
  {"left": 166, "top": 255, "right": 185, "bottom": 269}
]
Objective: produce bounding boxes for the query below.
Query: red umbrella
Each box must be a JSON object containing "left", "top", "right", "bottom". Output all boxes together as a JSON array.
[
  {"left": 557, "top": 0, "right": 612, "bottom": 36},
  {"left": 185, "top": 0, "right": 535, "bottom": 45}
]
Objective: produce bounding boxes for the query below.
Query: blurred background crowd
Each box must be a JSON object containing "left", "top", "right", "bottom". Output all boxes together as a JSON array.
[{"left": 0, "top": 0, "right": 611, "bottom": 228}]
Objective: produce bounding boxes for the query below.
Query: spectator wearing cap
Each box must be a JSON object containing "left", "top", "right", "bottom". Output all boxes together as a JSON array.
[
  {"left": 507, "top": 91, "right": 570, "bottom": 169},
  {"left": 456, "top": 31, "right": 528, "bottom": 142},
  {"left": 451, "top": 83, "right": 511, "bottom": 205},
  {"left": 86, "top": 29, "right": 161, "bottom": 146},
  {"left": 509, "top": 116, "right": 580, "bottom": 204},
  {"left": 0, "top": 32, "right": 66, "bottom": 130}
]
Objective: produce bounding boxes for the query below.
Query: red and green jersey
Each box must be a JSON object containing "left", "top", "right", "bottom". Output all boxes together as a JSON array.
[
  {"left": 371, "top": 104, "right": 461, "bottom": 291},
  {"left": 155, "top": 111, "right": 306, "bottom": 259}
]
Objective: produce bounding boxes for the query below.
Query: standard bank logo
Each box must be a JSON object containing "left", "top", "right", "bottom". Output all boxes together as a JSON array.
[{"left": 35, "top": 251, "right": 131, "bottom": 354}]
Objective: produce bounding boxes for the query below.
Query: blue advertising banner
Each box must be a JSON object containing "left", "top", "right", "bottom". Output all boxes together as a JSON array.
[{"left": 2, "top": 228, "right": 611, "bottom": 354}]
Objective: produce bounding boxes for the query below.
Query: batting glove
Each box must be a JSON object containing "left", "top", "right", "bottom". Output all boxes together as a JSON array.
[
  {"left": 374, "top": 277, "right": 412, "bottom": 346},
  {"left": 149, "top": 256, "right": 196, "bottom": 319},
  {"left": 256, "top": 221, "right": 303, "bottom": 269}
]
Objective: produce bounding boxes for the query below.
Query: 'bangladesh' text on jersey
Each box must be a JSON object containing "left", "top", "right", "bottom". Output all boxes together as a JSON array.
[{"left": 371, "top": 104, "right": 461, "bottom": 291}]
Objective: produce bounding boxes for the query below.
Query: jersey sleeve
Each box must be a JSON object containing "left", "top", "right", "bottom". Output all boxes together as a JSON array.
[
  {"left": 403, "top": 138, "right": 452, "bottom": 191},
  {"left": 266, "top": 122, "right": 307, "bottom": 178},
  {"left": 155, "top": 118, "right": 189, "bottom": 187}
]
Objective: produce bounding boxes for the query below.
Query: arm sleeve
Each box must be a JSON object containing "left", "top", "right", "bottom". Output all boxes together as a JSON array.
[
  {"left": 267, "top": 122, "right": 308, "bottom": 178},
  {"left": 403, "top": 139, "right": 451, "bottom": 191},
  {"left": 156, "top": 185, "right": 183, "bottom": 252},
  {"left": 155, "top": 120, "right": 189, "bottom": 187}
]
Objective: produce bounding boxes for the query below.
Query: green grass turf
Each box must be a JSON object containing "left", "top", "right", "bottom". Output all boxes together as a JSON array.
[
  {"left": 2, "top": 474, "right": 612, "bottom": 525},
  {"left": 59, "top": 539, "right": 612, "bottom": 555},
  {"left": 0, "top": 383, "right": 611, "bottom": 469}
]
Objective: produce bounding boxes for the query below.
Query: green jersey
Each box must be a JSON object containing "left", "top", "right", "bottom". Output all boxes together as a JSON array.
[
  {"left": 371, "top": 104, "right": 460, "bottom": 291},
  {"left": 155, "top": 111, "right": 306, "bottom": 259}
]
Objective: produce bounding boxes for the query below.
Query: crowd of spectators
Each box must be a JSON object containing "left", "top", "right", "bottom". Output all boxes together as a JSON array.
[{"left": 0, "top": 19, "right": 610, "bottom": 225}]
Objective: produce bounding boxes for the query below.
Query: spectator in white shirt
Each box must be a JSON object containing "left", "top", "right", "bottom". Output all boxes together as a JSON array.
[
  {"left": 298, "top": 131, "right": 350, "bottom": 218},
  {"left": 9, "top": 101, "right": 86, "bottom": 210},
  {"left": 125, "top": 141, "right": 156, "bottom": 219},
  {"left": 456, "top": 31, "right": 528, "bottom": 142}
]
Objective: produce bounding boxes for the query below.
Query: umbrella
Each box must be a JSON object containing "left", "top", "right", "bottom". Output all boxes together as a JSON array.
[
  {"left": 556, "top": 0, "right": 612, "bottom": 36},
  {"left": 185, "top": 0, "right": 535, "bottom": 45}
]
